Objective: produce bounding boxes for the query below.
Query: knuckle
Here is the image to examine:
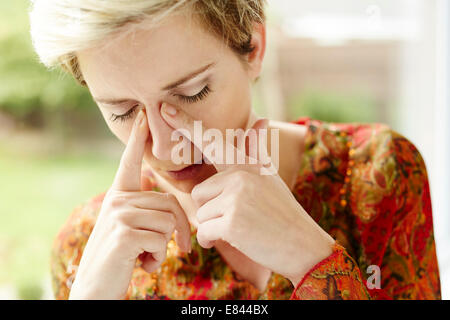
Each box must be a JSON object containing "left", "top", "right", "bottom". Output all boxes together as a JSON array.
[
  {"left": 115, "top": 226, "right": 133, "bottom": 243},
  {"left": 233, "top": 170, "right": 249, "bottom": 183},
  {"left": 166, "top": 194, "right": 180, "bottom": 212},
  {"left": 142, "top": 190, "right": 159, "bottom": 198},
  {"left": 168, "top": 214, "right": 176, "bottom": 228},
  {"left": 163, "top": 192, "right": 172, "bottom": 199},
  {"left": 227, "top": 193, "right": 240, "bottom": 212},
  {"left": 108, "top": 195, "right": 127, "bottom": 208},
  {"left": 155, "top": 233, "right": 168, "bottom": 249},
  {"left": 196, "top": 206, "right": 207, "bottom": 224},
  {"left": 191, "top": 185, "right": 201, "bottom": 202},
  {"left": 121, "top": 160, "right": 139, "bottom": 173},
  {"left": 223, "top": 215, "right": 234, "bottom": 239},
  {"left": 169, "top": 224, "right": 176, "bottom": 235},
  {"left": 196, "top": 223, "right": 204, "bottom": 237},
  {"left": 234, "top": 183, "right": 245, "bottom": 194},
  {"left": 128, "top": 134, "right": 138, "bottom": 146},
  {"left": 113, "top": 209, "right": 131, "bottom": 224},
  {"left": 165, "top": 193, "right": 177, "bottom": 203},
  {"left": 196, "top": 207, "right": 203, "bottom": 224},
  {"left": 161, "top": 216, "right": 175, "bottom": 234}
]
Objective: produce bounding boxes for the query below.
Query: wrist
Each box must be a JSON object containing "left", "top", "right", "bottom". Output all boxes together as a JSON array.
[{"left": 287, "top": 233, "right": 335, "bottom": 289}]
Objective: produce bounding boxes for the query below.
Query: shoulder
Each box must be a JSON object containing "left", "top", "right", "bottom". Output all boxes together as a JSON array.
[
  {"left": 343, "top": 122, "right": 429, "bottom": 220},
  {"left": 330, "top": 121, "right": 432, "bottom": 265},
  {"left": 295, "top": 118, "right": 428, "bottom": 189},
  {"left": 293, "top": 119, "right": 431, "bottom": 235},
  {"left": 308, "top": 119, "right": 429, "bottom": 219}
]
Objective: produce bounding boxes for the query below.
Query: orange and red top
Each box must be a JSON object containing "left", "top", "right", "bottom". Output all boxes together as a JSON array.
[{"left": 50, "top": 118, "right": 441, "bottom": 300}]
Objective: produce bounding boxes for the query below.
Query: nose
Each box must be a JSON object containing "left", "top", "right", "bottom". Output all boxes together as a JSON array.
[{"left": 144, "top": 102, "right": 177, "bottom": 161}]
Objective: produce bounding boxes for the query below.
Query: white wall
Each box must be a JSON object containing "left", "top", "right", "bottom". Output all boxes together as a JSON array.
[
  {"left": 395, "top": 0, "right": 450, "bottom": 300},
  {"left": 268, "top": 0, "right": 450, "bottom": 299}
]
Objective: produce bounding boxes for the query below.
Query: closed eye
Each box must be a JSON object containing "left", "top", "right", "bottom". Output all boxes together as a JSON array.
[
  {"left": 109, "top": 105, "right": 138, "bottom": 122},
  {"left": 109, "top": 85, "right": 211, "bottom": 123},
  {"left": 174, "top": 85, "right": 211, "bottom": 104}
]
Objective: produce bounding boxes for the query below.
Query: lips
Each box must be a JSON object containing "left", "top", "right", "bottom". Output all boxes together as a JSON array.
[{"left": 166, "top": 163, "right": 204, "bottom": 180}]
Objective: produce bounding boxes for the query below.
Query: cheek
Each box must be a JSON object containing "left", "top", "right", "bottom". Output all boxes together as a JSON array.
[
  {"left": 219, "top": 68, "right": 252, "bottom": 129},
  {"left": 185, "top": 99, "right": 248, "bottom": 133},
  {"left": 215, "top": 84, "right": 251, "bottom": 130},
  {"left": 187, "top": 84, "right": 250, "bottom": 131},
  {"left": 114, "top": 124, "right": 134, "bottom": 145},
  {"left": 100, "top": 110, "right": 134, "bottom": 145}
]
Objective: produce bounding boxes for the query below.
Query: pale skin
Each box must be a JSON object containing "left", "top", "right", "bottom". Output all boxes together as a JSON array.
[{"left": 69, "top": 12, "right": 335, "bottom": 299}]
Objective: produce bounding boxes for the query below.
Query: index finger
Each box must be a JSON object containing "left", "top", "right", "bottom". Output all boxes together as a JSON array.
[
  {"left": 160, "top": 104, "right": 262, "bottom": 172},
  {"left": 112, "top": 109, "right": 149, "bottom": 191},
  {"left": 129, "top": 191, "right": 192, "bottom": 253}
]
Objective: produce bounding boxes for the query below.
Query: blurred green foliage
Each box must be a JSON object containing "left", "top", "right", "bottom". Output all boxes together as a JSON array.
[
  {"left": 0, "top": 0, "right": 95, "bottom": 123},
  {"left": 17, "top": 282, "right": 44, "bottom": 300},
  {"left": 288, "top": 88, "right": 377, "bottom": 123},
  {"left": 0, "top": 1, "right": 117, "bottom": 299},
  {"left": 0, "top": 144, "right": 118, "bottom": 299}
]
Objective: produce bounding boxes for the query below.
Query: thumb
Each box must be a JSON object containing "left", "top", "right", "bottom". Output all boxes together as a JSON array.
[
  {"left": 245, "top": 118, "right": 269, "bottom": 162},
  {"left": 139, "top": 251, "right": 166, "bottom": 274},
  {"left": 250, "top": 118, "right": 269, "bottom": 132}
]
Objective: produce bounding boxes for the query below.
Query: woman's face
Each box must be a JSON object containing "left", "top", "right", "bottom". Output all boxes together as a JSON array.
[{"left": 77, "top": 13, "right": 265, "bottom": 193}]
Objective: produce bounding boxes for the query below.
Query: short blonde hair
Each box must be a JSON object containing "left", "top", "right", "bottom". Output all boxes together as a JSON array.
[{"left": 29, "top": 0, "right": 266, "bottom": 87}]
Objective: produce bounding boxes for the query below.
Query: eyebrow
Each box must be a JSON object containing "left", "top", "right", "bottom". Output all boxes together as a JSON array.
[
  {"left": 94, "top": 62, "right": 216, "bottom": 106},
  {"left": 162, "top": 62, "right": 215, "bottom": 91}
]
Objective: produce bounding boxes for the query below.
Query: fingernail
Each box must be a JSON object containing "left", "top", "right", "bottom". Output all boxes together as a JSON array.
[
  {"left": 134, "top": 109, "right": 144, "bottom": 127},
  {"left": 163, "top": 104, "right": 177, "bottom": 116},
  {"left": 133, "top": 110, "right": 141, "bottom": 127},
  {"left": 139, "top": 109, "right": 146, "bottom": 125}
]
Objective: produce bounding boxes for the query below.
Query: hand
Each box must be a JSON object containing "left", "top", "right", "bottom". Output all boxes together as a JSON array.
[
  {"left": 69, "top": 109, "right": 192, "bottom": 300},
  {"left": 161, "top": 105, "right": 335, "bottom": 287}
]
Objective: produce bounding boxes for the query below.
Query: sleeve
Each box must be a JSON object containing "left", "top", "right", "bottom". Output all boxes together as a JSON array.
[
  {"left": 50, "top": 193, "right": 105, "bottom": 300},
  {"left": 289, "top": 126, "right": 441, "bottom": 300},
  {"left": 289, "top": 243, "right": 371, "bottom": 300}
]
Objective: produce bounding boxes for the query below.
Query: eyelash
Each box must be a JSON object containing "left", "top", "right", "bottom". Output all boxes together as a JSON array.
[
  {"left": 175, "top": 85, "right": 211, "bottom": 104},
  {"left": 109, "top": 85, "right": 212, "bottom": 122},
  {"left": 109, "top": 106, "right": 138, "bottom": 123}
]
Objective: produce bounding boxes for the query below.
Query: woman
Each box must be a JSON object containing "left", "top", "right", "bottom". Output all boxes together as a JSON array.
[{"left": 30, "top": 0, "right": 441, "bottom": 300}]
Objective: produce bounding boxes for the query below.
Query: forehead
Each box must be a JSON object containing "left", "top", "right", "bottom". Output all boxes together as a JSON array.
[{"left": 77, "top": 13, "right": 227, "bottom": 99}]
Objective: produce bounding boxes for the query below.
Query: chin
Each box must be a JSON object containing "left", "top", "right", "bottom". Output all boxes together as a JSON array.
[{"left": 162, "top": 163, "right": 217, "bottom": 193}]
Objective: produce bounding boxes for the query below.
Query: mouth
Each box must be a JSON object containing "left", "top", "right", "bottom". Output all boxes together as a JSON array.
[{"left": 166, "top": 163, "right": 204, "bottom": 181}]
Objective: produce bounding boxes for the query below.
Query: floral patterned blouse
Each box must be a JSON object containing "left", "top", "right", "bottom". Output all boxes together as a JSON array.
[{"left": 50, "top": 118, "right": 441, "bottom": 300}]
